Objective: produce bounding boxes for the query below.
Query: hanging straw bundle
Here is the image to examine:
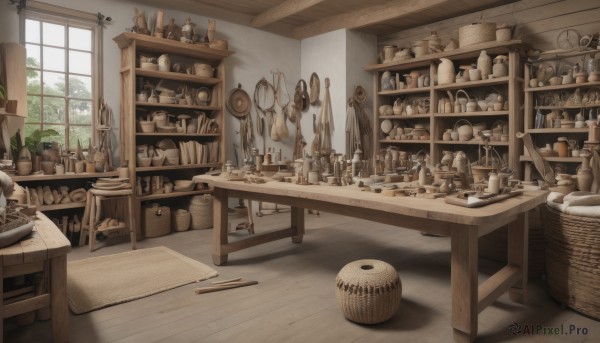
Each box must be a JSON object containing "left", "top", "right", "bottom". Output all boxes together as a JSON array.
[{"left": 318, "top": 78, "right": 333, "bottom": 155}]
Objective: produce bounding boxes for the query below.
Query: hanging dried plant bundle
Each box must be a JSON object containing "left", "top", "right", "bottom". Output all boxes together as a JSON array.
[{"left": 309, "top": 72, "right": 320, "bottom": 105}]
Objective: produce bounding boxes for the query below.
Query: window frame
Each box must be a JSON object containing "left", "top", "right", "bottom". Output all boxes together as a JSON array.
[{"left": 19, "top": 3, "right": 103, "bottom": 150}]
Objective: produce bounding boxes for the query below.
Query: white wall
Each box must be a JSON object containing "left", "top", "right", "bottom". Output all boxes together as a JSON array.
[{"left": 300, "top": 29, "right": 377, "bottom": 159}]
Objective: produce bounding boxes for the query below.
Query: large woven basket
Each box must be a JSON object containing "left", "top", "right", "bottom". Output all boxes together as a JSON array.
[
  {"left": 459, "top": 22, "right": 496, "bottom": 47},
  {"left": 543, "top": 205, "right": 600, "bottom": 320},
  {"left": 189, "top": 194, "right": 213, "bottom": 230},
  {"left": 336, "top": 259, "right": 402, "bottom": 324}
]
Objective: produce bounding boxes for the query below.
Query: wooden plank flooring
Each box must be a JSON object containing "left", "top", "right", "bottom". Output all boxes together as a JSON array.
[{"left": 4, "top": 211, "right": 600, "bottom": 342}]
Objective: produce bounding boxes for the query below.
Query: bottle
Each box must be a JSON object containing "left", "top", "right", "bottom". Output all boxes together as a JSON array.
[{"left": 488, "top": 172, "right": 500, "bottom": 194}]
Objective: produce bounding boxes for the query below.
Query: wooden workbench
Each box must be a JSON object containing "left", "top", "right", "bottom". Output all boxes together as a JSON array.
[
  {"left": 0, "top": 212, "right": 71, "bottom": 343},
  {"left": 194, "top": 175, "right": 548, "bottom": 343}
]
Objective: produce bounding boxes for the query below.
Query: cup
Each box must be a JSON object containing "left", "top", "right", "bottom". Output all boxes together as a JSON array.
[
  {"left": 164, "top": 182, "right": 173, "bottom": 193},
  {"left": 55, "top": 164, "right": 65, "bottom": 175},
  {"left": 468, "top": 69, "right": 481, "bottom": 81},
  {"left": 137, "top": 93, "right": 148, "bottom": 102}
]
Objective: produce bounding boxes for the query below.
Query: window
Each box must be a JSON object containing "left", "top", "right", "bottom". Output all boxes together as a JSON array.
[{"left": 21, "top": 6, "right": 101, "bottom": 150}]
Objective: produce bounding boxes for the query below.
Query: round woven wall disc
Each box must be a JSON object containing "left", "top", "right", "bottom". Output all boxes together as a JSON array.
[{"left": 227, "top": 85, "right": 251, "bottom": 118}]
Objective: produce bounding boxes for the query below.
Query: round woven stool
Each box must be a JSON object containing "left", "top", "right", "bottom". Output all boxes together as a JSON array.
[{"left": 335, "top": 259, "right": 402, "bottom": 324}]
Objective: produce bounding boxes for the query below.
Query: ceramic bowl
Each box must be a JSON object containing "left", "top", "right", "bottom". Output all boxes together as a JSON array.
[
  {"left": 140, "top": 62, "right": 158, "bottom": 71},
  {"left": 137, "top": 157, "right": 152, "bottom": 168}
]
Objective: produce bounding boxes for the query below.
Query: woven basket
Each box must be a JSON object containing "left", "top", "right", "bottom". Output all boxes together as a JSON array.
[
  {"left": 143, "top": 203, "right": 171, "bottom": 238},
  {"left": 189, "top": 194, "right": 213, "bottom": 230},
  {"left": 543, "top": 205, "right": 600, "bottom": 320},
  {"left": 459, "top": 22, "right": 496, "bottom": 47},
  {"left": 173, "top": 209, "right": 191, "bottom": 232},
  {"left": 336, "top": 259, "right": 402, "bottom": 324}
]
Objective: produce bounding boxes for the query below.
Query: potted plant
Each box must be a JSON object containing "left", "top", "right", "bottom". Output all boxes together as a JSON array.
[{"left": 10, "top": 128, "right": 60, "bottom": 173}]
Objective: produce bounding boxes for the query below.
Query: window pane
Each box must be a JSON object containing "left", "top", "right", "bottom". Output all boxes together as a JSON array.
[
  {"left": 42, "top": 97, "right": 66, "bottom": 123},
  {"left": 42, "top": 22, "right": 64, "bottom": 47},
  {"left": 69, "top": 50, "right": 91, "bottom": 75},
  {"left": 69, "top": 27, "right": 91, "bottom": 51},
  {"left": 69, "top": 75, "right": 92, "bottom": 99},
  {"left": 26, "top": 95, "right": 42, "bottom": 122},
  {"left": 69, "top": 100, "right": 93, "bottom": 124},
  {"left": 43, "top": 124, "right": 66, "bottom": 148},
  {"left": 43, "top": 47, "right": 65, "bottom": 72},
  {"left": 43, "top": 72, "right": 65, "bottom": 96},
  {"left": 69, "top": 125, "right": 92, "bottom": 150},
  {"left": 24, "top": 124, "right": 42, "bottom": 141},
  {"left": 25, "top": 19, "right": 40, "bottom": 44},
  {"left": 26, "top": 44, "right": 41, "bottom": 68},
  {"left": 27, "top": 70, "right": 41, "bottom": 94}
]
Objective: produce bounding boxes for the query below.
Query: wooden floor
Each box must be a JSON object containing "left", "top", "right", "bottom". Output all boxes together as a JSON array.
[{"left": 5, "top": 210, "right": 600, "bottom": 342}]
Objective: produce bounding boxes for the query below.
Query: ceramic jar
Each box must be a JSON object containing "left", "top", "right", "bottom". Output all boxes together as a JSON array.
[
  {"left": 577, "top": 153, "right": 593, "bottom": 192},
  {"left": 437, "top": 58, "right": 455, "bottom": 85},
  {"left": 492, "top": 56, "right": 508, "bottom": 77},
  {"left": 488, "top": 172, "right": 500, "bottom": 194},
  {"left": 381, "top": 45, "right": 398, "bottom": 63},
  {"left": 477, "top": 50, "right": 492, "bottom": 80},
  {"left": 381, "top": 71, "right": 394, "bottom": 91},
  {"left": 556, "top": 137, "right": 569, "bottom": 157},
  {"left": 157, "top": 54, "right": 171, "bottom": 72},
  {"left": 443, "top": 129, "right": 453, "bottom": 141}
]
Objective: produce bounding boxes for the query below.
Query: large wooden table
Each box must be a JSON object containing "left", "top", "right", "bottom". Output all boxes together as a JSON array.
[
  {"left": 193, "top": 175, "right": 547, "bottom": 343},
  {"left": 0, "top": 212, "right": 71, "bottom": 343}
]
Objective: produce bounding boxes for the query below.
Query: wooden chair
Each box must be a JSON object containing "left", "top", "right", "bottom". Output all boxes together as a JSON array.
[{"left": 79, "top": 188, "right": 136, "bottom": 251}]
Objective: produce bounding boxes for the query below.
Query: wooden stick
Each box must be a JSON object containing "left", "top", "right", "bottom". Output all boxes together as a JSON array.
[
  {"left": 211, "top": 277, "right": 242, "bottom": 285},
  {"left": 195, "top": 280, "right": 258, "bottom": 294}
]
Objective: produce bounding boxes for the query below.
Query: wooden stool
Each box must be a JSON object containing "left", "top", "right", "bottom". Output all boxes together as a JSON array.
[{"left": 79, "top": 188, "right": 136, "bottom": 251}]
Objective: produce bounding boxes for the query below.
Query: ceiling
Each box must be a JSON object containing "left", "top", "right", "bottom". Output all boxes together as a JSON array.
[{"left": 132, "top": 0, "right": 518, "bottom": 40}]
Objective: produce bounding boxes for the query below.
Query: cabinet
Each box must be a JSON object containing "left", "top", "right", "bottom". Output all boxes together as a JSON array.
[
  {"left": 365, "top": 40, "right": 526, "bottom": 179},
  {"left": 522, "top": 52, "right": 600, "bottom": 181},
  {"left": 113, "top": 33, "right": 232, "bottom": 236}
]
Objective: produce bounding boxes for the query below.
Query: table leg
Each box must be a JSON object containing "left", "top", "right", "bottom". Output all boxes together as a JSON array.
[
  {"left": 451, "top": 226, "right": 478, "bottom": 343},
  {"left": 290, "top": 206, "right": 305, "bottom": 243},
  {"left": 212, "top": 187, "right": 229, "bottom": 265},
  {"left": 51, "top": 254, "right": 68, "bottom": 343},
  {"left": 508, "top": 212, "right": 528, "bottom": 303}
]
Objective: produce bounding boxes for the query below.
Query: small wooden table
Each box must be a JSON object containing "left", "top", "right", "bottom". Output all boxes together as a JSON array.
[
  {"left": 194, "top": 175, "right": 547, "bottom": 343},
  {"left": 0, "top": 212, "right": 71, "bottom": 343}
]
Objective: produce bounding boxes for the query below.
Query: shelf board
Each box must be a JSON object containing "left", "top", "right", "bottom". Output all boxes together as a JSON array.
[
  {"left": 136, "top": 162, "right": 221, "bottom": 172},
  {"left": 379, "top": 139, "right": 430, "bottom": 144},
  {"left": 434, "top": 111, "right": 508, "bottom": 117},
  {"left": 525, "top": 81, "right": 600, "bottom": 92},
  {"left": 113, "top": 32, "right": 234, "bottom": 62},
  {"left": 535, "top": 104, "right": 600, "bottom": 110},
  {"left": 11, "top": 171, "right": 119, "bottom": 182},
  {"left": 136, "top": 102, "right": 220, "bottom": 111},
  {"left": 364, "top": 40, "right": 526, "bottom": 72},
  {"left": 136, "top": 133, "right": 220, "bottom": 137},
  {"left": 378, "top": 87, "right": 430, "bottom": 96},
  {"left": 138, "top": 189, "right": 211, "bottom": 201},
  {"left": 38, "top": 202, "right": 86, "bottom": 211},
  {"left": 520, "top": 155, "right": 582, "bottom": 163},
  {"left": 434, "top": 140, "right": 508, "bottom": 146},
  {"left": 434, "top": 77, "right": 509, "bottom": 90},
  {"left": 135, "top": 68, "right": 221, "bottom": 85},
  {"left": 379, "top": 114, "right": 430, "bottom": 119},
  {"left": 525, "top": 128, "right": 589, "bottom": 134}
]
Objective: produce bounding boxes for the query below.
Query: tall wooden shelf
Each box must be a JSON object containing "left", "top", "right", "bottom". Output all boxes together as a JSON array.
[
  {"left": 114, "top": 32, "right": 232, "bottom": 236},
  {"left": 366, "top": 40, "right": 526, "bottom": 178},
  {"left": 521, "top": 57, "right": 598, "bottom": 181}
]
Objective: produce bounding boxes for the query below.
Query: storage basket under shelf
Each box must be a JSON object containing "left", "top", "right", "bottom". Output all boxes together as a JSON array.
[{"left": 543, "top": 205, "right": 600, "bottom": 320}]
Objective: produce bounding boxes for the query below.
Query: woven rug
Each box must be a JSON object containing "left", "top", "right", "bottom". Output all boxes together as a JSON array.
[{"left": 67, "top": 246, "right": 218, "bottom": 314}]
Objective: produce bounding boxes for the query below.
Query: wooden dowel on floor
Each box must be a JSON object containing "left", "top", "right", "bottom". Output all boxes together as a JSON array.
[{"left": 195, "top": 280, "right": 258, "bottom": 294}]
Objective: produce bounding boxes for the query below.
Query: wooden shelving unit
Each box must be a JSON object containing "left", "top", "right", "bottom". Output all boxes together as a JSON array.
[
  {"left": 114, "top": 32, "right": 233, "bottom": 236},
  {"left": 521, "top": 56, "right": 598, "bottom": 181},
  {"left": 366, "top": 40, "right": 526, "bottom": 177}
]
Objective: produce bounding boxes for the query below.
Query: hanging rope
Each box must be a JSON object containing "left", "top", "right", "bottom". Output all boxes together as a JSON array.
[{"left": 253, "top": 78, "right": 275, "bottom": 153}]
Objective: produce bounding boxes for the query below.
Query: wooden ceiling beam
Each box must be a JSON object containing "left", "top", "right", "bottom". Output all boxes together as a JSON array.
[
  {"left": 292, "top": 0, "right": 450, "bottom": 39},
  {"left": 250, "top": 0, "right": 327, "bottom": 28}
]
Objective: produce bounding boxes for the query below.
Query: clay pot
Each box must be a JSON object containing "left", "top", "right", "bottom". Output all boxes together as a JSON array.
[
  {"left": 477, "top": 50, "right": 492, "bottom": 79},
  {"left": 380, "top": 45, "right": 398, "bottom": 63},
  {"left": 577, "top": 154, "right": 593, "bottom": 192},
  {"left": 41, "top": 160, "right": 55, "bottom": 175},
  {"left": 437, "top": 58, "right": 455, "bottom": 85},
  {"left": 193, "top": 63, "right": 215, "bottom": 78},
  {"left": 16, "top": 161, "right": 32, "bottom": 176},
  {"left": 556, "top": 138, "right": 569, "bottom": 157},
  {"left": 5, "top": 100, "right": 18, "bottom": 114}
]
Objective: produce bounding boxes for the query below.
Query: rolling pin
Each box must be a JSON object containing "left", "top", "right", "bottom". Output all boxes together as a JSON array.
[{"left": 194, "top": 280, "right": 258, "bottom": 294}]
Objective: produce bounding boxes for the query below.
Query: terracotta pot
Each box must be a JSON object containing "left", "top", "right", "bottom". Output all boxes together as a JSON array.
[
  {"left": 41, "top": 160, "right": 55, "bottom": 175},
  {"left": 16, "top": 161, "right": 32, "bottom": 176}
]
